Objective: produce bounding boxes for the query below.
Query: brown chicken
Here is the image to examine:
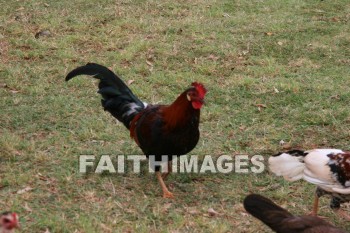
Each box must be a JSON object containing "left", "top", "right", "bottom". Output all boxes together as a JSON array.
[
  {"left": 66, "top": 63, "right": 207, "bottom": 198},
  {"left": 243, "top": 194, "right": 347, "bottom": 233},
  {"left": 0, "top": 212, "right": 19, "bottom": 233}
]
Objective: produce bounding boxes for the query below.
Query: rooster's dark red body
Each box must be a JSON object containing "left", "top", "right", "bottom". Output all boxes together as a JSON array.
[{"left": 130, "top": 93, "right": 200, "bottom": 161}]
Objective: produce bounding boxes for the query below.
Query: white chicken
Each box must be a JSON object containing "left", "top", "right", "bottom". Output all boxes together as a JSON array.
[{"left": 269, "top": 149, "right": 350, "bottom": 220}]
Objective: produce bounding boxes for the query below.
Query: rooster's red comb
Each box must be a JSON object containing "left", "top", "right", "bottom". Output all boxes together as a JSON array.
[{"left": 191, "top": 82, "right": 207, "bottom": 98}]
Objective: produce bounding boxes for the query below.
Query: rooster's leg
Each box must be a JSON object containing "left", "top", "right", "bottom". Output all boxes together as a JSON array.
[
  {"left": 307, "top": 190, "right": 329, "bottom": 219},
  {"left": 311, "top": 194, "right": 319, "bottom": 216},
  {"left": 308, "top": 192, "right": 319, "bottom": 216},
  {"left": 156, "top": 171, "right": 174, "bottom": 199},
  {"left": 331, "top": 196, "right": 350, "bottom": 220},
  {"left": 335, "top": 209, "right": 350, "bottom": 221},
  {"left": 161, "top": 161, "right": 172, "bottom": 180}
]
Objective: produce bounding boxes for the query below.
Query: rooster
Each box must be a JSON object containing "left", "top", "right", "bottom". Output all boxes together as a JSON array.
[
  {"left": 269, "top": 149, "right": 350, "bottom": 220},
  {"left": 0, "top": 212, "right": 19, "bottom": 233},
  {"left": 243, "top": 194, "right": 347, "bottom": 233},
  {"left": 65, "top": 63, "right": 207, "bottom": 198}
]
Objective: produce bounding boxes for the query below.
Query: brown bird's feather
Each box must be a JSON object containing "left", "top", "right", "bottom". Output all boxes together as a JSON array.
[{"left": 243, "top": 194, "right": 347, "bottom": 233}]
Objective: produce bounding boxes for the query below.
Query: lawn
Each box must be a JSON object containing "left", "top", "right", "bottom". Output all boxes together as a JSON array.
[{"left": 1, "top": 0, "right": 350, "bottom": 232}]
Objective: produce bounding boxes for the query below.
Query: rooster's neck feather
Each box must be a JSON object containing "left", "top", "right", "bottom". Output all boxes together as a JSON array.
[{"left": 162, "top": 91, "right": 199, "bottom": 129}]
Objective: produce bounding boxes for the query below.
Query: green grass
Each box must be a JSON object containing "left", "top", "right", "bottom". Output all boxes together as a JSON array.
[{"left": 1, "top": 0, "right": 350, "bottom": 232}]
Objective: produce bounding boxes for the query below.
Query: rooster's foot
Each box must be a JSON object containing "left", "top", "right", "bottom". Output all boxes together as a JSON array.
[{"left": 163, "top": 191, "right": 174, "bottom": 199}]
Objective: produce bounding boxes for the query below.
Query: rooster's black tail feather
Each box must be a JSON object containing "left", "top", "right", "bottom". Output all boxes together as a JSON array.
[{"left": 66, "top": 63, "right": 145, "bottom": 128}]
